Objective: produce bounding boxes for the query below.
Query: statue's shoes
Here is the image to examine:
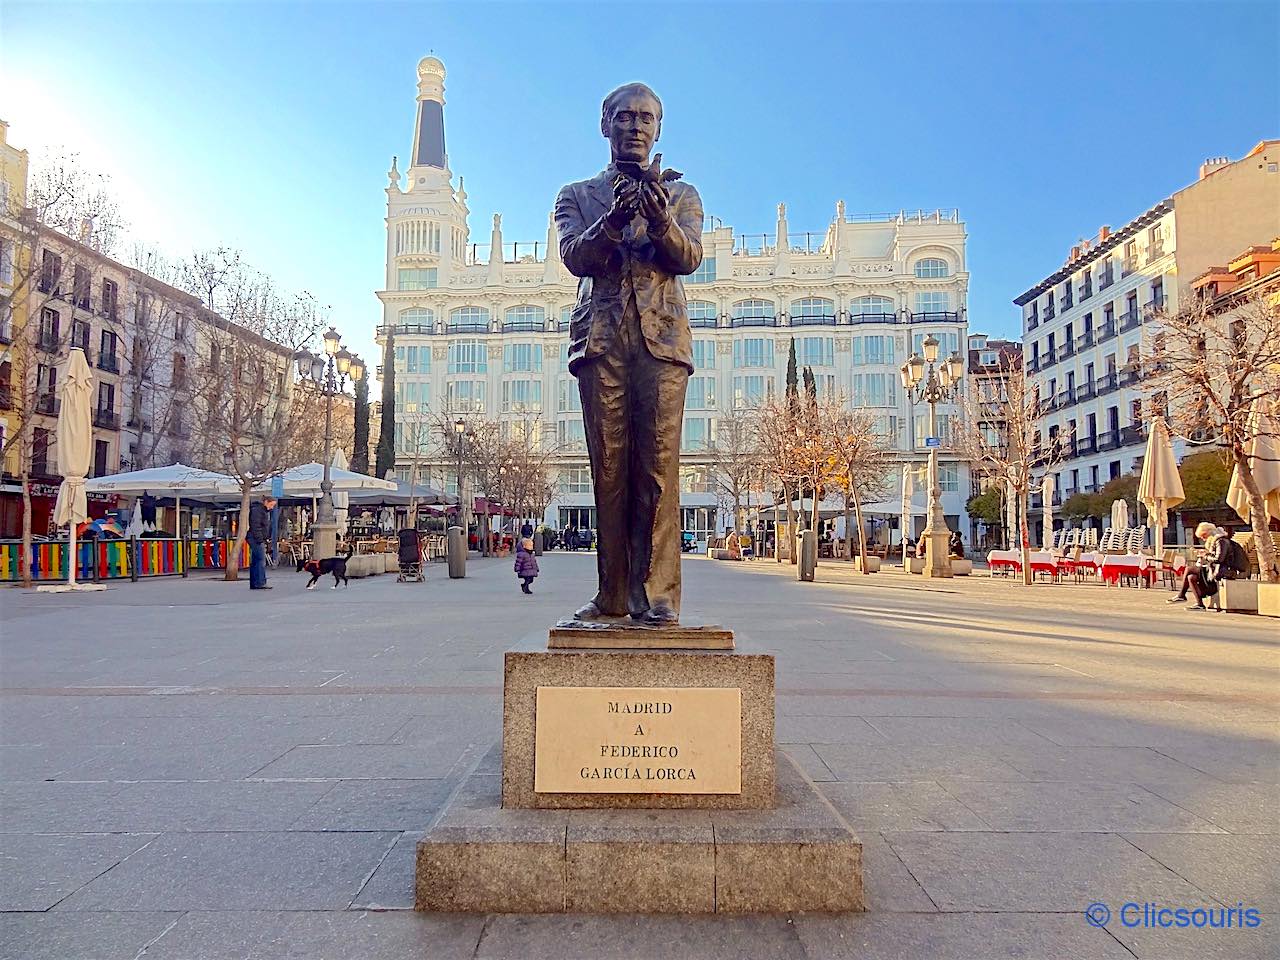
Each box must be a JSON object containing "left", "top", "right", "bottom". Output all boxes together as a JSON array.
[
  {"left": 573, "top": 600, "right": 605, "bottom": 621},
  {"left": 634, "top": 605, "right": 678, "bottom": 626}
]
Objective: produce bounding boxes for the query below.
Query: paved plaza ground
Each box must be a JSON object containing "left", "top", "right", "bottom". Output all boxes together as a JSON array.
[{"left": 0, "top": 552, "right": 1276, "bottom": 959}]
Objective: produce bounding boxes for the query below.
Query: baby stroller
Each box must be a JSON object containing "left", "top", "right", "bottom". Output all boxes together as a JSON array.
[{"left": 397, "top": 528, "right": 424, "bottom": 583}]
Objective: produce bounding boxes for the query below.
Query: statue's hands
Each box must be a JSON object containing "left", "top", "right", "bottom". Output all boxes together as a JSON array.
[
  {"left": 605, "top": 177, "right": 640, "bottom": 231},
  {"left": 638, "top": 181, "right": 671, "bottom": 231}
]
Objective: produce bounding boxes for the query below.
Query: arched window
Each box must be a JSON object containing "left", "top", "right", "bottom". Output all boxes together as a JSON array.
[
  {"left": 848, "top": 296, "right": 896, "bottom": 321},
  {"left": 790, "top": 298, "right": 835, "bottom": 326},
  {"left": 503, "top": 304, "right": 545, "bottom": 331},
  {"left": 914, "top": 257, "right": 949, "bottom": 278},
  {"left": 559, "top": 305, "right": 574, "bottom": 328},
  {"left": 398, "top": 307, "right": 434, "bottom": 333},
  {"left": 687, "top": 300, "right": 718, "bottom": 327},
  {"left": 448, "top": 306, "right": 489, "bottom": 332},
  {"left": 730, "top": 299, "right": 776, "bottom": 326}
]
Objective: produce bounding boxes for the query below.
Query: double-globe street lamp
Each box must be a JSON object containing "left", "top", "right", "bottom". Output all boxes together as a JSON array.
[
  {"left": 295, "top": 327, "right": 364, "bottom": 560},
  {"left": 900, "top": 334, "right": 964, "bottom": 578}
]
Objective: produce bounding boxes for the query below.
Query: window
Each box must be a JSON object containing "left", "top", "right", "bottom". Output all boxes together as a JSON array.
[
  {"left": 914, "top": 257, "right": 949, "bottom": 278},
  {"left": 800, "top": 337, "right": 834, "bottom": 367},
  {"left": 689, "top": 257, "right": 716, "bottom": 284},
  {"left": 504, "top": 305, "right": 546, "bottom": 331},
  {"left": 732, "top": 337, "right": 774, "bottom": 368},
  {"left": 790, "top": 298, "right": 835, "bottom": 322},
  {"left": 448, "top": 306, "right": 489, "bottom": 332},
  {"left": 559, "top": 342, "right": 571, "bottom": 370},
  {"left": 938, "top": 463, "right": 959, "bottom": 493},
  {"left": 680, "top": 465, "right": 710, "bottom": 494},
  {"left": 73, "top": 265, "right": 90, "bottom": 309},
  {"left": 96, "top": 381, "right": 115, "bottom": 413},
  {"left": 980, "top": 350, "right": 996, "bottom": 366},
  {"left": 397, "top": 268, "right": 437, "bottom": 290},
  {"left": 852, "top": 373, "right": 896, "bottom": 407},
  {"left": 445, "top": 379, "right": 485, "bottom": 413},
  {"left": 849, "top": 295, "right": 895, "bottom": 319},
  {"left": 558, "top": 379, "right": 582, "bottom": 412},
  {"left": 39, "top": 307, "right": 59, "bottom": 344},
  {"left": 559, "top": 305, "right": 573, "bottom": 328},
  {"left": 70, "top": 319, "right": 91, "bottom": 351},
  {"left": 93, "top": 439, "right": 109, "bottom": 478},
  {"left": 681, "top": 417, "right": 715, "bottom": 450},
  {"left": 502, "top": 379, "right": 542, "bottom": 413},
  {"left": 691, "top": 339, "right": 716, "bottom": 370},
  {"left": 399, "top": 307, "right": 434, "bottom": 330},
  {"left": 32, "top": 427, "right": 50, "bottom": 474},
  {"left": 914, "top": 292, "right": 950, "bottom": 316},
  {"left": 558, "top": 418, "right": 586, "bottom": 450},
  {"left": 686, "top": 376, "right": 716, "bottom": 410},
  {"left": 731, "top": 299, "right": 775, "bottom": 323},
  {"left": 405, "top": 345, "right": 426, "bottom": 372},
  {"left": 912, "top": 331, "right": 960, "bottom": 357},
  {"left": 914, "top": 415, "right": 953, "bottom": 446},
  {"left": 503, "top": 342, "right": 542, "bottom": 373},
  {"left": 852, "top": 335, "right": 894, "bottom": 365},
  {"left": 0, "top": 239, "right": 11, "bottom": 285},
  {"left": 172, "top": 352, "right": 187, "bottom": 388},
  {"left": 447, "top": 339, "right": 487, "bottom": 373},
  {"left": 687, "top": 300, "right": 717, "bottom": 326},
  {"left": 563, "top": 465, "right": 592, "bottom": 495},
  {"left": 732, "top": 375, "right": 770, "bottom": 408},
  {"left": 100, "top": 278, "right": 117, "bottom": 318}
]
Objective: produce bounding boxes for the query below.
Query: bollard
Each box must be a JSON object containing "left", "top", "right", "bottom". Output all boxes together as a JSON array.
[
  {"left": 797, "top": 529, "right": 817, "bottom": 582},
  {"left": 533, "top": 530, "right": 544, "bottom": 556},
  {"left": 447, "top": 526, "right": 467, "bottom": 579}
]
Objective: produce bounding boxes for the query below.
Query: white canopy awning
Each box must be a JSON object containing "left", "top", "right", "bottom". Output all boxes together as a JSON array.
[{"left": 84, "top": 462, "right": 234, "bottom": 498}]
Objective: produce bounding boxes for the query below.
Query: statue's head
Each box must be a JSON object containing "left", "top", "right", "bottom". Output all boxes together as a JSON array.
[{"left": 600, "top": 82, "right": 662, "bottom": 164}]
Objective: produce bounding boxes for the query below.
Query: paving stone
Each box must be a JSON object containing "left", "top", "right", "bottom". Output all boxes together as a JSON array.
[
  {"left": 818, "top": 781, "right": 989, "bottom": 832},
  {"left": 939, "top": 781, "right": 1225, "bottom": 833},
  {"left": 60, "top": 831, "right": 399, "bottom": 911},
  {"left": 0, "top": 910, "right": 180, "bottom": 960},
  {"left": 475, "top": 914, "right": 807, "bottom": 959},
  {"left": 857, "top": 833, "right": 938, "bottom": 912},
  {"left": 350, "top": 831, "right": 418, "bottom": 909},
  {"left": 862, "top": 716, "right": 1059, "bottom": 748},
  {"left": 885, "top": 831, "right": 1211, "bottom": 911},
  {"left": 0, "top": 833, "right": 157, "bottom": 910},
  {"left": 795, "top": 911, "right": 1135, "bottom": 959},
  {"left": 143, "top": 909, "right": 484, "bottom": 959},
  {"left": 990, "top": 745, "right": 1214, "bottom": 783},
  {"left": 1138, "top": 780, "right": 1280, "bottom": 834},
  {"left": 288, "top": 779, "right": 452, "bottom": 831},
  {"left": 96, "top": 780, "right": 337, "bottom": 832},
  {"left": 249, "top": 743, "right": 470, "bottom": 780},
  {"left": 1120, "top": 833, "right": 1280, "bottom": 906},
  {"left": 776, "top": 715, "right": 891, "bottom": 745},
  {"left": 1104, "top": 912, "right": 1275, "bottom": 959},
  {"left": 812, "top": 744, "right": 1027, "bottom": 782},
  {"left": 0, "top": 781, "right": 126, "bottom": 833}
]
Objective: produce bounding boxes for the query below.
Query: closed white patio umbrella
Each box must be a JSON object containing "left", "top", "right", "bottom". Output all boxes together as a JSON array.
[
  {"left": 1138, "top": 418, "right": 1185, "bottom": 559},
  {"left": 1004, "top": 475, "right": 1018, "bottom": 550},
  {"left": 1227, "top": 398, "right": 1280, "bottom": 524},
  {"left": 1041, "top": 474, "right": 1055, "bottom": 549},
  {"left": 900, "top": 464, "right": 915, "bottom": 564},
  {"left": 1110, "top": 497, "right": 1129, "bottom": 534},
  {"left": 331, "top": 448, "right": 350, "bottom": 536},
  {"left": 39, "top": 348, "right": 103, "bottom": 593}
]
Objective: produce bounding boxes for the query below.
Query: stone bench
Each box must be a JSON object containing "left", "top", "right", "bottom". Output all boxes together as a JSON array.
[
  {"left": 951, "top": 558, "right": 973, "bottom": 576},
  {"left": 1215, "top": 579, "right": 1258, "bottom": 614},
  {"left": 345, "top": 554, "right": 383, "bottom": 578}
]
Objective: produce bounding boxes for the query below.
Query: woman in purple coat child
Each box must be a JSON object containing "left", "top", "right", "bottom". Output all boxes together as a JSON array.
[{"left": 514, "top": 537, "right": 540, "bottom": 594}]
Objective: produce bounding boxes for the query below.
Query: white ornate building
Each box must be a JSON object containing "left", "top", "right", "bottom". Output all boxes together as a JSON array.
[{"left": 375, "top": 57, "right": 973, "bottom": 543}]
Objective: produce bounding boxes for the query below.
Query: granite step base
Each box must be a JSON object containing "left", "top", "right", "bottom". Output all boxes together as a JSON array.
[{"left": 415, "top": 749, "right": 863, "bottom": 914}]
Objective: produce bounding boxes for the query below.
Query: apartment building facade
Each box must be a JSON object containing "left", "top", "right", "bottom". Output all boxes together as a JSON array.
[{"left": 375, "top": 57, "right": 974, "bottom": 541}]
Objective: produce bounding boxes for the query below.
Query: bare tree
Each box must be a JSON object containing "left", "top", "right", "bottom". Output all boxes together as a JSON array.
[
  {"left": 703, "top": 405, "right": 760, "bottom": 539},
  {"left": 0, "top": 153, "right": 124, "bottom": 586},
  {"left": 954, "top": 353, "right": 1072, "bottom": 585},
  {"left": 755, "top": 393, "right": 805, "bottom": 563},
  {"left": 1148, "top": 285, "right": 1280, "bottom": 582},
  {"left": 182, "top": 253, "right": 324, "bottom": 580},
  {"left": 824, "top": 402, "right": 894, "bottom": 572}
]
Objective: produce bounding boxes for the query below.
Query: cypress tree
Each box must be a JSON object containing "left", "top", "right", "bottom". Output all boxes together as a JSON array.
[
  {"left": 375, "top": 331, "right": 396, "bottom": 479},
  {"left": 351, "top": 376, "right": 370, "bottom": 474}
]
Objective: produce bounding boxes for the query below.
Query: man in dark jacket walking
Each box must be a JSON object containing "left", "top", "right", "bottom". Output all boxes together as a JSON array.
[{"left": 247, "top": 495, "right": 276, "bottom": 590}]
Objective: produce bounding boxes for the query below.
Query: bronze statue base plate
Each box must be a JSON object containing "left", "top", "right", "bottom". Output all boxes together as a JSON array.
[{"left": 549, "top": 621, "right": 734, "bottom": 650}]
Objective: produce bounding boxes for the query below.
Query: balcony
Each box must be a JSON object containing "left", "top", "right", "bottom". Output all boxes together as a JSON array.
[
  {"left": 376, "top": 322, "right": 435, "bottom": 337},
  {"left": 1080, "top": 282, "right": 1093, "bottom": 301},
  {"left": 730, "top": 316, "right": 778, "bottom": 328},
  {"left": 1142, "top": 297, "right": 1166, "bottom": 319},
  {"left": 446, "top": 322, "right": 490, "bottom": 334},
  {"left": 1119, "top": 366, "right": 1141, "bottom": 387},
  {"left": 1062, "top": 292, "right": 1073, "bottom": 310},
  {"left": 35, "top": 394, "right": 60, "bottom": 416},
  {"left": 97, "top": 352, "right": 120, "bottom": 374},
  {"left": 1097, "top": 431, "right": 1121, "bottom": 452},
  {"left": 1054, "top": 391, "right": 1072, "bottom": 410},
  {"left": 1076, "top": 330, "right": 1095, "bottom": 351},
  {"left": 1076, "top": 436, "right": 1098, "bottom": 456},
  {"left": 99, "top": 304, "right": 119, "bottom": 322},
  {"left": 94, "top": 408, "right": 120, "bottom": 430},
  {"left": 0, "top": 324, "right": 11, "bottom": 345},
  {"left": 1121, "top": 424, "right": 1146, "bottom": 445},
  {"left": 1099, "top": 269, "right": 1115, "bottom": 289},
  {"left": 1118, "top": 310, "right": 1140, "bottom": 332},
  {"left": 789, "top": 314, "right": 837, "bottom": 327},
  {"left": 1041, "top": 347, "right": 1058, "bottom": 369},
  {"left": 168, "top": 422, "right": 191, "bottom": 439},
  {"left": 1147, "top": 242, "right": 1165, "bottom": 263},
  {"left": 1097, "top": 320, "right": 1117, "bottom": 343},
  {"left": 1044, "top": 303, "right": 1056, "bottom": 320},
  {"left": 1059, "top": 341, "right": 1075, "bottom": 360},
  {"left": 1095, "top": 372, "right": 1118, "bottom": 395},
  {"left": 909, "top": 311, "right": 960, "bottom": 324},
  {"left": 72, "top": 295, "right": 93, "bottom": 314},
  {"left": 850, "top": 311, "right": 900, "bottom": 325},
  {"left": 502, "top": 320, "right": 544, "bottom": 333},
  {"left": 1121, "top": 257, "right": 1138, "bottom": 278},
  {"left": 1074, "top": 382, "right": 1096, "bottom": 403},
  {"left": 689, "top": 316, "right": 719, "bottom": 328},
  {"left": 1027, "top": 357, "right": 1041, "bottom": 374},
  {"left": 126, "top": 416, "right": 153, "bottom": 433},
  {"left": 1026, "top": 314, "right": 1039, "bottom": 331}
]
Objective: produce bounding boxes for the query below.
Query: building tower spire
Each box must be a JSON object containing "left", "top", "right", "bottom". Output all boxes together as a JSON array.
[{"left": 410, "top": 56, "right": 448, "bottom": 172}]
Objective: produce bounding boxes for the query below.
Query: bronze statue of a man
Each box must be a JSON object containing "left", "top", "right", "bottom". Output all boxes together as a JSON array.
[{"left": 555, "top": 82, "right": 704, "bottom": 625}]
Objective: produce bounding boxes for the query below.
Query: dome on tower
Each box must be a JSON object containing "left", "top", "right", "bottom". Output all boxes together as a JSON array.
[{"left": 418, "top": 56, "right": 445, "bottom": 78}]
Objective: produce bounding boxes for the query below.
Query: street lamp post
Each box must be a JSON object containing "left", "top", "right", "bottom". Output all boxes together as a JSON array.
[
  {"left": 295, "top": 328, "right": 364, "bottom": 560},
  {"left": 451, "top": 417, "right": 474, "bottom": 554},
  {"left": 901, "top": 335, "right": 964, "bottom": 579}
]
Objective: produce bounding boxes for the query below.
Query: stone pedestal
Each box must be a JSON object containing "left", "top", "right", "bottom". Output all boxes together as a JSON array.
[
  {"left": 312, "top": 520, "right": 338, "bottom": 561},
  {"left": 446, "top": 526, "right": 466, "bottom": 579}
]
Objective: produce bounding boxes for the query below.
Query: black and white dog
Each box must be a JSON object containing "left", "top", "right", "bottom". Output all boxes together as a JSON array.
[{"left": 298, "top": 546, "right": 353, "bottom": 589}]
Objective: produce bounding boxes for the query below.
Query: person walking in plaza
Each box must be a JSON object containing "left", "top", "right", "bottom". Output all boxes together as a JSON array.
[
  {"left": 514, "top": 536, "right": 540, "bottom": 594},
  {"left": 247, "top": 494, "right": 277, "bottom": 591}
]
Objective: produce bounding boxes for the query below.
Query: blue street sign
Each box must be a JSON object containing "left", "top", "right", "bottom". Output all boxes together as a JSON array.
[
  {"left": 271, "top": 476, "right": 284, "bottom": 499},
  {"left": 925, "top": 437, "right": 941, "bottom": 448}
]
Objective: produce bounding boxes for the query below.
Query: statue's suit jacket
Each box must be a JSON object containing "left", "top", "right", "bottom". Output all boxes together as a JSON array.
[{"left": 554, "top": 166, "right": 704, "bottom": 371}]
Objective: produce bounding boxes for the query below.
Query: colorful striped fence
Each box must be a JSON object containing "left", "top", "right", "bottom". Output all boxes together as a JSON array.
[
  {"left": 0, "top": 538, "right": 192, "bottom": 582},
  {"left": 186, "top": 539, "right": 250, "bottom": 571}
]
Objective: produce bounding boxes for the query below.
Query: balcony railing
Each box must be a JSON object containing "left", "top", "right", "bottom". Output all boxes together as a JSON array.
[
  {"left": 1042, "top": 347, "right": 1058, "bottom": 369},
  {"left": 1121, "top": 257, "right": 1137, "bottom": 277},
  {"left": 35, "top": 394, "right": 59, "bottom": 416},
  {"left": 502, "top": 320, "right": 544, "bottom": 333},
  {"left": 1100, "top": 268, "right": 1115, "bottom": 289},
  {"left": 730, "top": 316, "right": 778, "bottom": 328},
  {"left": 1121, "top": 424, "right": 1146, "bottom": 445},
  {"left": 689, "top": 316, "right": 719, "bottom": 328},
  {"left": 1074, "top": 382, "right": 1096, "bottom": 403},
  {"left": 97, "top": 353, "right": 120, "bottom": 374},
  {"left": 850, "top": 311, "right": 900, "bottom": 325},
  {"left": 168, "top": 422, "right": 191, "bottom": 439},
  {"left": 0, "top": 324, "right": 11, "bottom": 345},
  {"left": 126, "top": 416, "right": 152, "bottom": 433},
  {"left": 94, "top": 408, "right": 120, "bottom": 430},
  {"left": 1080, "top": 282, "right": 1093, "bottom": 300},
  {"left": 1119, "top": 366, "right": 1141, "bottom": 387},
  {"left": 789, "top": 314, "right": 837, "bottom": 327},
  {"left": 1054, "top": 392, "right": 1071, "bottom": 410},
  {"left": 1143, "top": 297, "right": 1166, "bottom": 318},
  {"left": 1026, "top": 316, "right": 1038, "bottom": 331},
  {"left": 446, "top": 322, "right": 490, "bottom": 334},
  {"left": 1044, "top": 303, "right": 1056, "bottom": 320},
  {"left": 1062, "top": 292, "right": 1073, "bottom": 310},
  {"left": 909, "top": 311, "right": 960, "bottom": 323},
  {"left": 1060, "top": 341, "right": 1075, "bottom": 360},
  {"left": 1095, "top": 372, "right": 1118, "bottom": 395},
  {"left": 1027, "top": 357, "right": 1041, "bottom": 374},
  {"left": 1098, "top": 320, "right": 1117, "bottom": 343},
  {"left": 376, "top": 322, "right": 435, "bottom": 337},
  {"left": 1097, "top": 430, "right": 1121, "bottom": 452},
  {"left": 1118, "top": 310, "right": 1140, "bottom": 332},
  {"left": 1147, "top": 242, "right": 1165, "bottom": 262},
  {"left": 1076, "top": 330, "right": 1095, "bottom": 350},
  {"left": 1076, "top": 436, "right": 1098, "bottom": 456}
]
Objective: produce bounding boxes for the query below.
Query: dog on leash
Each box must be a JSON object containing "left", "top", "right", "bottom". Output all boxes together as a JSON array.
[{"left": 298, "top": 546, "right": 353, "bottom": 590}]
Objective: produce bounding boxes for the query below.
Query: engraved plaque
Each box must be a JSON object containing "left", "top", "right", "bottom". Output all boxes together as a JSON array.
[{"left": 534, "top": 686, "right": 742, "bottom": 794}]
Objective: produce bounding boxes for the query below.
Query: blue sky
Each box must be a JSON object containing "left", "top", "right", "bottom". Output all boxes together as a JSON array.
[{"left": 2, "top": 1, "right": 1276, "bottom": 367}]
